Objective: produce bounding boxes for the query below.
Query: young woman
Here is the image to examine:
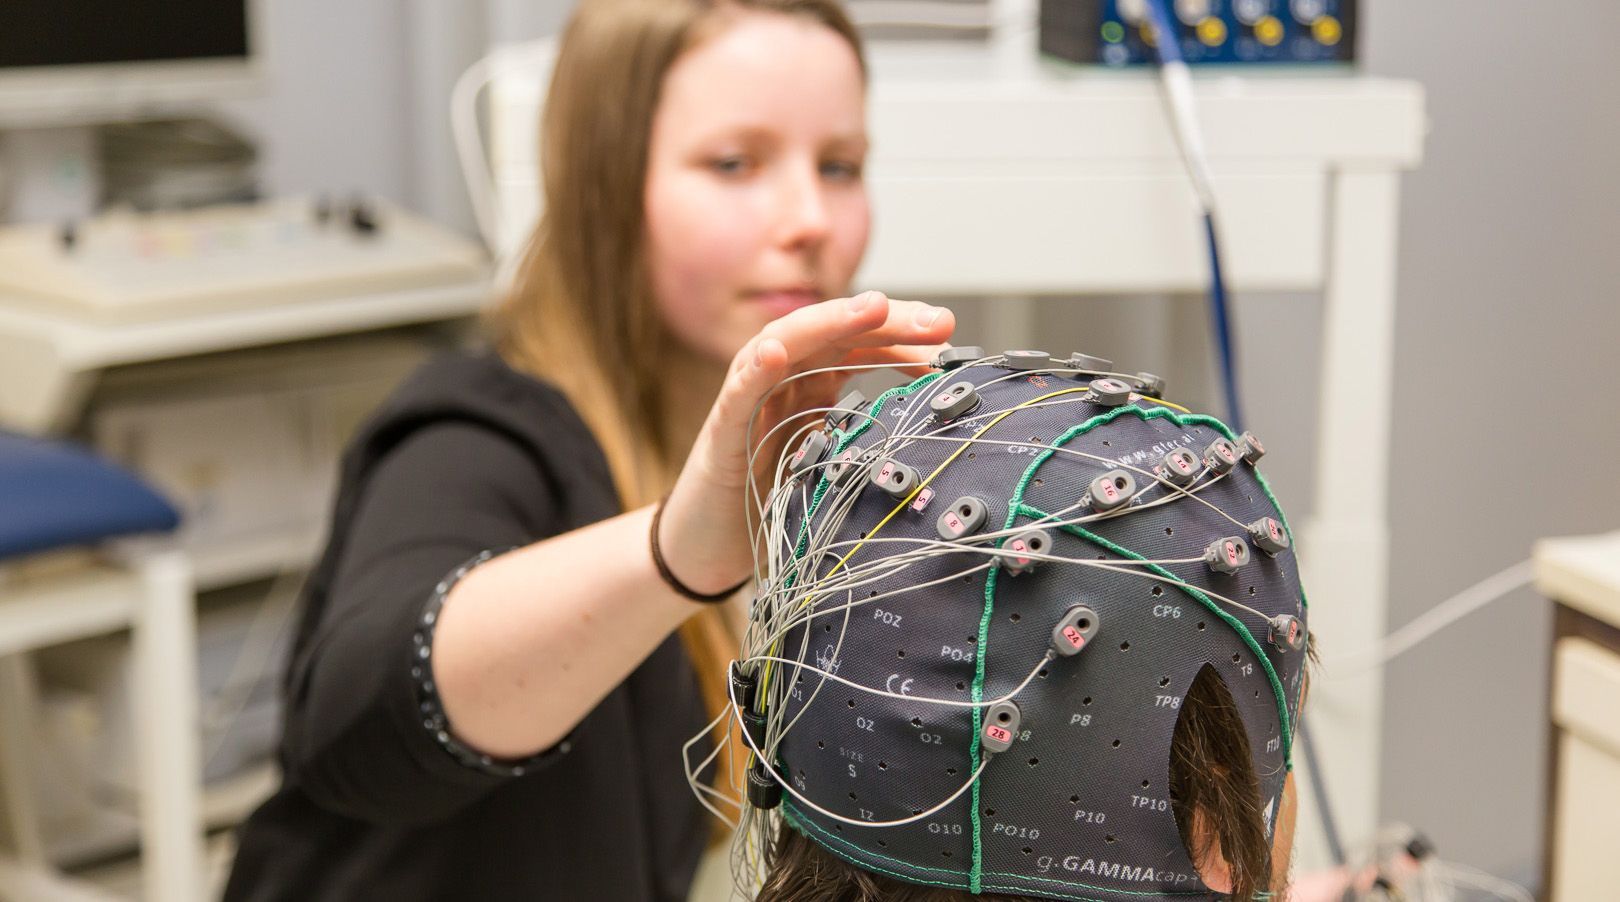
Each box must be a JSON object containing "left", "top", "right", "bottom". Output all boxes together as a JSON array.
[{"left": 222, "top": 1, "right": 954, "bottom": 900}]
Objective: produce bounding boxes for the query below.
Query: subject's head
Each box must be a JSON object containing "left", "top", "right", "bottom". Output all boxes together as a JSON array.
[
  {"left": 494, "top": 0, "right": 867, "bottom": 507},
  {"left": 708, "top": 355, "right": 1311, "bottom": 902}
]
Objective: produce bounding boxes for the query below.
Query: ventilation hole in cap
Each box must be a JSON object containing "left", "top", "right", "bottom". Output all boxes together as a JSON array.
[
  {"left": 1159, "top": 677, "right": 1170, "bottom": 687},
  {"left": 912, "top": 717, "right": 923, "bottom": 727},
  {"left": 1120, "top": 641, "right": 1131, "bottom": 651},
  {"left": 956, "top": 682, "right": 967, "bottom": 691},
  {"left": 858, "top": 532, "right": 867, "bottom": 539},
  {"left": 1197, "top": 621, "right": 1207, "bottom": 631},
  {"left": 1106, "top": 834, "right": 1117, "bottom": 843},
  {"left": 912, "top": 808, "right": 923, "bottom": 816},
  {"left": 1102, "top": 440, "right": 1111, "bottom": 447},
  {"left": 849, "top": 792, "right": 858, "bottom": 801},
  {"left": 879, "top": 761, "right": 888, "bottom": 770},
  {"left": 947, "top": 767, "right": 957, "bottom": 776},
  {"left": 897, "top": 650, "right": 906, "bottom": 658},
  {"left": 967, "top": 452, "right": 976, "bottom": 459},
  {"left": 963, "top": 575, "right": 974, "bottom": 584},
  {"left": 1250, "top": 587, "right": 1258, "bottom": 596},
  {"left": 1032, "top": 478, "right": 1043, "bottom": 487},
  {"left": 1023, "top": 847, "right": 1033, "bottom": 855},
  {"left": 1141, "top": 779, "right": 1150, "bottom": 788},
  {"left": 800, "top": 769, "right": 806, "bottom": 777},
  {"left": 1151, "top": 586, "right": 1163, "bottom": 597},
  {"left": 825, "top": 624, "right": 833, "bottom": 632},
  {"left": 1009, "top": 613, "right": 1021, "bottom": 623},
  {"left": 1038, "top": 668, "right": 1049, "bottom": 678},
  {"left": 985, "top": 809, "right": 996, "bottom": 817},
  {"left": 1165, "top": 527, "right": 1173, "bottom": 536},
  {"left": 1112, "top": 739, "right": 1121, "bottom": 748},
  {"left": 1070, "top": 795, "right": 1080, "bottom": 804},
  {"left": 1233, "top": 653, "right": 1242, "bottom": 663},
  {"left": 1028, "top": 758, "right": 1039, "bottom": 767},
  {"left": 942, "top": 851, "right": 953, "bottom": 858},
  {"left": 1030, "top": 435, "right": 1040, "bottom": 443},
  {"left": 1083, "top": 696, "right": 1093, "bottom": 706},
  {"left": 878, "top": 840, "right": 888, "bottom": 848},
  {"left": 1254, "top": 690, "right": 1261, "bottom": 699},
  {"left": 818, "top": 741, "right": 825, "bottom": 749},
  {"left": 835, "top": 824, "right": 843, "bottom": 833},
  {"left": 847, "top": 699, "right": 856, "bottom": 708}
]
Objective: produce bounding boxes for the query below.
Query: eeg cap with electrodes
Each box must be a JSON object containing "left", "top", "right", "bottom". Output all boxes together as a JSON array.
[{"left": 699, "top": 348, "right": 1309, "bottom": 902}]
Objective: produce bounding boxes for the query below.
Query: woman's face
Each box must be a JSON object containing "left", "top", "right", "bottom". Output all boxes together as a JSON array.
[{"left": 643, "top": 10, "right": 870, "bottom": 364}]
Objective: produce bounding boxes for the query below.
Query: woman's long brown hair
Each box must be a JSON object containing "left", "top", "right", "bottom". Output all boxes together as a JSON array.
[{"left": 489, "top": 0, "right": 866, "bottom": 736}]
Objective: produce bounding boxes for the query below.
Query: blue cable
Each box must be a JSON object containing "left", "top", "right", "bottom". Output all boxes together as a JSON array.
[
  {"left": 1142, "top": 0, "right": 1244, "bottom": 434},
  {"left": 1202, "top": 212, "right": 1245, "bottom": 434}
]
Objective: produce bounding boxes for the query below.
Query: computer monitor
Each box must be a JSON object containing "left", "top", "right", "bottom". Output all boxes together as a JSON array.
[{"left": 0, "top": 0, "right": 263, "bottom": 127}]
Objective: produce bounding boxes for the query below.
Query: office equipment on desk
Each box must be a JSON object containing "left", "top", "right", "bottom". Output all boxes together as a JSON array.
[
  {"left": 1535, "top": 530, "right": 1620, "bottom": 902},
  {"left": 0, "top": 197, "right": 487, "bottom": 324},
  {"left": 1039, "top": 0, "right": 1357, "bottom": 67},
  {"left": 0, "top": 0, "right": 261, "bottom": 128},
  {"left": 0, "top": 198, "right": 490, "bottom": 436},
  {"left": 0, "top": 432, "right": 202, "bottom": 902}
]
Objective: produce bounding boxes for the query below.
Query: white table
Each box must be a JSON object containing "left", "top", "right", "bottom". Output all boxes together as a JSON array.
[
  {"left": 1536, "top": 530, "right": 1620, "bottom": 902},
  {"left": 0, "top": 281, "right": 490, "bottom": 898},
  {"left": 486, "top": 36, "right": 1425, "bottom": 867}
]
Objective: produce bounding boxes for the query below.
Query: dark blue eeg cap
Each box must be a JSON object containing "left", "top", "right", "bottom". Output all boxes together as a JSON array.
[{"left": 724, "top": 354, "right": 1309, "bottom": 901}]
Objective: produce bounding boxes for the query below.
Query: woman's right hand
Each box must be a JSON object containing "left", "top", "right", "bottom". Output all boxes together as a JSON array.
[{"left": 656, "top": 291, "right": 954, "bottom": 597}]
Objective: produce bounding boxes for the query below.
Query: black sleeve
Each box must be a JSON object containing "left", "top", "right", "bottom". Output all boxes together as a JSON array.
[{"left": 280, "top": 420, "right": 574, "bottom": 826}]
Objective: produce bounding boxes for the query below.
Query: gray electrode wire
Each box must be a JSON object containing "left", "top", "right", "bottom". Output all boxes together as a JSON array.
[{"left": 1327, "top": 560, "right": 1536, "bottom": 678}]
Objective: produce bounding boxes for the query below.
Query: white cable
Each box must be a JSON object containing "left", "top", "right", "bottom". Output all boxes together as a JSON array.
[
  {"left": 1328, "top": 560, "right": 1535, "bottom": 678},
  {"left": 1156, "top": 61, "right": 1218, "bottom": 213}
]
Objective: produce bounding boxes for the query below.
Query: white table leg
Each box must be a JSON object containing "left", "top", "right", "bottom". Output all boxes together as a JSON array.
[
  {"left": 0, "top": 652, "right": 47, "bottom": 865},
  {"left": 131, "top": 550, "right": 203, "bottom": 902},
  {"left": 1294, "top": 168, "right": 1403, "bottom": 870}
]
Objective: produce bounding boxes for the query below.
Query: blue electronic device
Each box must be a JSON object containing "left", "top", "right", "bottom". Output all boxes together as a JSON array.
[{"left": 1039, "top": 0, "right": 1356, "bottom": 67}]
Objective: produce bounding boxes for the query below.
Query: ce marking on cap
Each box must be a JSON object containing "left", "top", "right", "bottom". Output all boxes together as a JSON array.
[{"left": 886, "top": 674, "right": 914, "bottom": 696}]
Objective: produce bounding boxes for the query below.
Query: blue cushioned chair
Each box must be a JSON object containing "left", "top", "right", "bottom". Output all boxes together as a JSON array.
[{"left": 0, "top": 431, "right": 204, "bottom": 902}]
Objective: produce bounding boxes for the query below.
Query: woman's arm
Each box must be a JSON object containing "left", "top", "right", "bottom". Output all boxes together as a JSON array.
[{"left": 432, "top": 292, "right": 952, "bottom": 758}]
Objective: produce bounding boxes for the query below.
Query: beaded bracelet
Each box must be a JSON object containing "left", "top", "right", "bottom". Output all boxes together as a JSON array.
[{"left": 412, "top": 549, "right": 573, "bottom": 777}]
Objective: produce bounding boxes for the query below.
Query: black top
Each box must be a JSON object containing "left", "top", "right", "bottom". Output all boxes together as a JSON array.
[{"left": 224, "top": 352, "right": 711, "bottom": 902}]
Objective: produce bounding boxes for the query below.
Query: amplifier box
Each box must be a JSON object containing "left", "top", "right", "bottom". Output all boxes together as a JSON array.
[{"left": 1039, "top": 0, "right": 1356, "bottom": 66}]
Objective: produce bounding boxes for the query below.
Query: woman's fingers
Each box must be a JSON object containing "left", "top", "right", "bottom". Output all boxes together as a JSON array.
[{"left": 758, "top": 292, "right": 953, "bottom": 366}]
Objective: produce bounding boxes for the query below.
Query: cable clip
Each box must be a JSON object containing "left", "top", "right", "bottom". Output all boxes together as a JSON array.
[
  {"left": 980, "top": 701, "right": 1022, "bottom": 754},
  {"left": 1204, "top": 535, "right": 1251, "bottom": 573},
  {"left": 869, "top": 458, "right": 920, "bottom": 499},
  {"left": 1247, "top": 517, "right": 1290, "bottom": 555},
  {"left": 1158, "top": 447, "right": 1200, "bottom": 486},
  {"left": 1051, "top": 605, "right": 1100, "bottom": 656},
  {"left": 1268, "top": 614, "right": 1306, "bottom": 652},
  {"left": 929, "top": 380, "right": 980, "bottom": 421},
  {"left": 789, "top": 430, "right": 830, "bottom": 475},
  {"left": 1087, "top": 469, "right": 1137, "bottom": 513},
  {"left": 1202, "top": 437, "right": 1240, "bottom": 475},
  {"left": 1000, "top": 528, "right": 1051, "bottom": 575},
  {"left": 936, "top": 496, "right": 988, "bottom": 540}
]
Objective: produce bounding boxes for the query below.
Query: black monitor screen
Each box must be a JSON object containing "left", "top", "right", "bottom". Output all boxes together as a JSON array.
[{"left": 0, "top": 1, "right": 249, "bottom": 70}]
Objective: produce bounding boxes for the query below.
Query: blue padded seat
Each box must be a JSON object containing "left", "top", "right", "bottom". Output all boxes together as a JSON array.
[{"left": 0, "top": 431, "right": 180, "bottom": 561}]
